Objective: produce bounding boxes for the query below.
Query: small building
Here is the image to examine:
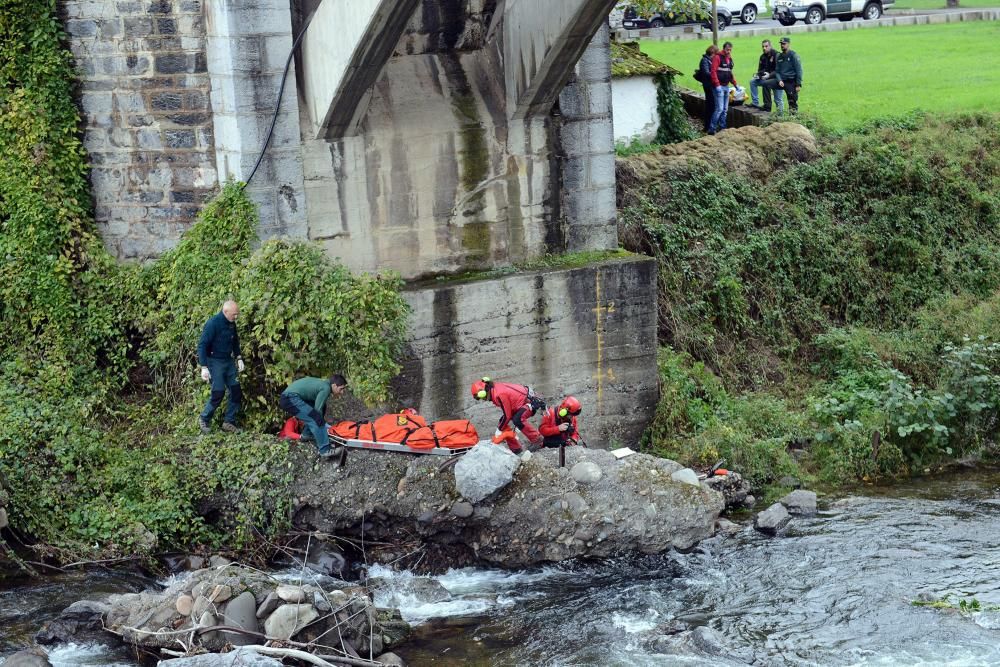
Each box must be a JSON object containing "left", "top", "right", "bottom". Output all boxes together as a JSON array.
[{"left": 610, "top": 42, "right": 680, "bottom": 145}]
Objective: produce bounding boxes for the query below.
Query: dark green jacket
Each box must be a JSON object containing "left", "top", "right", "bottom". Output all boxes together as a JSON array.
[
  {"left": 775, "top": 49, "right": 803, "bottom": 86},
  {"left": 284, "top": 377, "right": 331, "bottom": 413}
]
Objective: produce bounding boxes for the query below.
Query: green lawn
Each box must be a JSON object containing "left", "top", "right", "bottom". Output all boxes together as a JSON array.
[
  {"left": 893, "top": 0, "right": 997, "bottom": 9},
  {"left": 641, "top": 21, "right": 1000, "bottom": 129}
]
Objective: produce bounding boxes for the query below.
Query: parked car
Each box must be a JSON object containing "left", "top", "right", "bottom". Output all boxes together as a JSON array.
[
  {"left": 773, "top": 0, "right": 890, "bottom": 25},
  {"left": 622, "top": 4, "right": 733, "bottom": 29},
  {"left": 717, "top": 0, "right": 764, "bottom": 24}
]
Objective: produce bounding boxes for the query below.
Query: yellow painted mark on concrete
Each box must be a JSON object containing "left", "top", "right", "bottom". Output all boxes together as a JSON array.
[{"left": 592, "top": 270, "right": 616, "bottom": 414}]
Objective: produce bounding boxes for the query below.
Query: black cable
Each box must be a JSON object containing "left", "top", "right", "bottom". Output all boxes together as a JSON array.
[{"left": 243, "top": 7, "right": 318, "bottom": 188}]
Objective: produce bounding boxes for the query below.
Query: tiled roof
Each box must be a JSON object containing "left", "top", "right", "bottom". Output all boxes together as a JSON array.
[{"left": 610, "top": 41, "right": 680, "bottom": 78}]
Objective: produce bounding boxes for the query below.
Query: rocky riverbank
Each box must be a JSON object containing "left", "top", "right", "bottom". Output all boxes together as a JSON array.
[{"left": 283, "top": 443, "right": 725, "bottom": 569}]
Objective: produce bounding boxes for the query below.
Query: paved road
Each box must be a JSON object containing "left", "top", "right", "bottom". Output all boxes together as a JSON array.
[{"left": 621, "top": 11, "right": 898, "bottom": 36}]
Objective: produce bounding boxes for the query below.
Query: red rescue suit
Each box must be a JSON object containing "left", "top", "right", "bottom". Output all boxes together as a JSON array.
[
  {"left": 539, "top": 407, "right": 580, "bottom": 447},
  {"left": 488, "top": 382, "right": 542, "bottom": 451}
]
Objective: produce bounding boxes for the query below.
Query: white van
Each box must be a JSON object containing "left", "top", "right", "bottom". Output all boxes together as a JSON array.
[
  {"left": 773, "top": 0, "right": 891, "bottom": 24},
  {"left": 718, "top": 0, "right": 768, "bottom": 24}
]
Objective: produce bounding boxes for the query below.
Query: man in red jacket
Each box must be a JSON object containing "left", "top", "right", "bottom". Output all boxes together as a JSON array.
[
  {"left": 539, "top": 396, "right": 583, "bottom": 448},
  {"left": 471, "top": 378, "right": 543, "bottom": 453}
]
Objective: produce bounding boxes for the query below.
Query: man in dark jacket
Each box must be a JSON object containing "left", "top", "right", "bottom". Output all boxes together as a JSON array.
[
  {"left": 198, "top": 300, "right": 244, "bottom": 433},
  {"left": 749, "top": 39, "right": 777, "bottom": 111},
  {"left": 696, "top": 44, "right": 719, "bottom": 134},
  {"left": 765, "top": 36, "right": 803, "bottom": 113}
]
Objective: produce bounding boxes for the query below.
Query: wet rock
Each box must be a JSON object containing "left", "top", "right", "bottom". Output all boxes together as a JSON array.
[
  {"left": 275, "top": 584, "right": 306, "bottom": 603},
  {"left": 186, "top": 555, "right": 205, "bottom": 570},
  {"left": 304, "top": 543, "right": 346, "bottom": 578},
  {"left": 451, "top": 501, "right": 474, "bottom": 518},
  {"left": 716, "top": 518, "right": 741, "bottom": 535},
  {"left": 157, "top": 647, "right": 283, "bottom": 667},
  {"left": 690, "top": 625, "right": 728, "bottom": 655},
  {"left": 255, "top": 592, "right": 281, "bottom": 619},
  {"left": 743, "top": 494, "right": 756, "bottom": 509},
  {"left": 35, "top": 600, "right": 111, "bottom": 645},
  {"left": 454, "top": 443, "right": 520, "bottom": 503},
  {"left": 209, "top": 555, "right": 231, "bottom": 568},
  {"left": 176, "top": 594, "right": 194, "bottom": 616},
  {"left": 702, "top": 471, "right": 751, "bottom": 511},
  {"left": 754, "top": 503, "right": 790, "bottom": 535},
  {"left": 780, "top": 489, "right": 817, "bottom": 516},
  {"left": 313, "top": 590, "right": 332, "bottom": 612},
  {"left": 778, "top": 475, "right": 802, "bottom": 489},
  {"left": 571, "top": 461, "right": 602, "bottom": 484},
  {"left": 670, "top": 468, "right": 700, "bottom": 486},
  {"left": 263, "top": 604, "right": 318, "bottom": 640},
  {"left": 221, "top": 591, "right": 259, "bottom": 647},
  {"left": 2, "top": 648, "right": 52, "bottom": 667},
  {"left": 374, "top": 653, "right": 406, "bottom": 667},
  {"left": 198, "top": 611, "right": 220, "bottom": 646}
]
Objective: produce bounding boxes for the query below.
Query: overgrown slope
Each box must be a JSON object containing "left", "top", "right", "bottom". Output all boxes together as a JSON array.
[{"left": 619, "top": 114, "right": 1000, "bottom": 492}]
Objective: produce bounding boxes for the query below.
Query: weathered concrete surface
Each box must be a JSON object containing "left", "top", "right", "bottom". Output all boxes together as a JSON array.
[
  {"left": 291, "top": 444, "right": 724, "bottom": 568},
  {"left": 394, "top": 255, "right": 658, "bottom": 446},
  {"left": 62, "top": 0, "right": 218, "bottom": 260}
]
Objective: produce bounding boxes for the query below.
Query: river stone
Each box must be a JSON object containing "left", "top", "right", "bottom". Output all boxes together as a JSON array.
[
  {"left": 2, "top": 648, "right": 52, "bottom": 667},
  {"left": 571, "top": 461, "right": 602, "bottom": 484},
  {"left": 191, "top": 595, "right": 211, "bottom": 619},
  {"left": 176, "top": 594, "right": 194, "bottom": 616},
  {"left": 451, "top": 501, "right": 474, "bottom": 518},
  {"left": 454, "top": 443, "right": 520, "bottom": 503},
  {"left": 156, "top": 647, "right": 283, "bottom": 667},
  {"left": 754, "top": 503, "right": 790, "bottom": 535},
  {"left": 222, "top": 591, "right": 259, "bottom": 646},
  {"left": 670, "top": 468, "right": 701, "bottom": 486},
  {"left": 374, "top": 653, "right": 406, "bottom": 667},
  {"left": 780, "top": 489, "right": 817, "bottom": 516},
  {"left": 198, "top": 611, "right": 219, "bottom": 643},
  {"left": 256, "top": 592, "right": 281, "bottom": 619},
  {"left": 209, "top": 555, "right": 232, "bottom": 568},
  {"left": 264, "top": 604, "right": 318, "bottom": 640},
  {"left": 208, "top": 584, "right": 232, "bottom": 604},
  {"left": 313, "top": 590, "right": 332, "bottom": 613},
  {"left": 690, "top": 625, "right": 728, "bottom": 655},
  {"left": 186, "top": 555, "right": 205, "bottom": 570},
  {"left": 276, "top": 584, "right": 306, "bottom": 603}
]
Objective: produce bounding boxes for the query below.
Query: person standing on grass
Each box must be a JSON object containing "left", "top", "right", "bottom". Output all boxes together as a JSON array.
[
  {"left": 697, "top": 44, "right": 719, "bottom": 134},
  {"left": 749, "top": 39, "right": 777, "bottom": 111},
  {"left": 709, "top": 42, "right": 738, "bottom": 134},
  {"left": 197, "top": 300, "right": 244, "bottom": 434},
  {"left": 766, "top": 36, "right": 803, "bottom": 114}
]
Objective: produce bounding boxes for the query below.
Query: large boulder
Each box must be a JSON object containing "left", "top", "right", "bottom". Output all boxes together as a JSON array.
[
  {"left": 290, "top": 446, "right": 724, "bottom": 569},
  {"left": 2, "top": 649, "right": 52, "bottom": 667},
  {"left": 453, "top": 443, "right": 520, "bottom": 503},
  {"left": 35, "top": 600, "right": 110, "bottom": 645},
  {"left": 780, "top": 489, "right": 817, "bottom": 516},
  {"left": 754, "top": 502, "right": 791, "bottom": 535}
]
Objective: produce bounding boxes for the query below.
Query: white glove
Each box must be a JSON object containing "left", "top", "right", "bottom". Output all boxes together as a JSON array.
[
  {"left": 494, "top": 429, "right": 503, "bottom": 438},
  {"left": 559, "top": 423, "right": 569, "bottom": 432},
  {"left": 237, "top": 358, "right": 245, "bottom": 373},
  {"left": 201, "top": 367, "right": 211, "bottom": 382}
]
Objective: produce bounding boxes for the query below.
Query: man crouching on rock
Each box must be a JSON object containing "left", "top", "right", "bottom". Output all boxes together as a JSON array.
[{"left": 279, "top": 374, "right": 347, "bottom": 459}]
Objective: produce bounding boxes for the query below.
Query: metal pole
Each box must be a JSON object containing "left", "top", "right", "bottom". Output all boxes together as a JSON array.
[{"left": 712, "top": 0, "right": 718, "bottom": 46}]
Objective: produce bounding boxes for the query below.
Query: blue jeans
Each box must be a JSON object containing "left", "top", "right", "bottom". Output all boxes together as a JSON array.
[
  {"left": 749, "top": 76, "right": 772, "bottom": 109},
  {"left": 200, "top": 358, "right": 241, "bottom": 425},
  {"left": 280, "top": 392, "right": 330, "bottom": 454},
  {"left": 710, "top": 85, "right": 730, "bottom": 133}
]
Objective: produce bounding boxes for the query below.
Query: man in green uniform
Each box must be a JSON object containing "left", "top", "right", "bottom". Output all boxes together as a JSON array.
[{"left": 279, "top": 374, "right": 348, "bottom": 458}]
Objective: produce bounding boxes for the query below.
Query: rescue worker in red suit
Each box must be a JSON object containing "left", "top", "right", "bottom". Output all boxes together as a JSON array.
[
  {"left": 470, "top": 378, "right": 543, "bottom": 453},
  {"left": 539, "top": 396, "right": 583, "bottom": 448}
]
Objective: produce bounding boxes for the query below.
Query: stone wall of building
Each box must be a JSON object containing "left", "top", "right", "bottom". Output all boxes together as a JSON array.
[
  {"left": 63, "top": 0, "right": 218, "bottom": 260},
  {"left": 394, "top": 256, "right": 658, "bottom": 446}
]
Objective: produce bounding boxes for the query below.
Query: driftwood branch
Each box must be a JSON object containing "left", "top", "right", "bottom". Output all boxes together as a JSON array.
[{"left": 241, "top": 645, "right": 383, "bottom": 667}]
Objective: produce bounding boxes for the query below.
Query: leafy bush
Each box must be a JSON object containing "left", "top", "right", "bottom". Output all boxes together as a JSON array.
[{"left": 0, "top": 1, "right": 409, "bottom": 561}]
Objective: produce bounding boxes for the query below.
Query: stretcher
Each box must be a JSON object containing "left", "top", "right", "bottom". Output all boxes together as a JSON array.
[{"left": 328, "top": 434, "right": 475, "bottom": 457}]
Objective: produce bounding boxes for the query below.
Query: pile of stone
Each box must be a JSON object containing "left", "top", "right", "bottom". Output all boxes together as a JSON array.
[{"left": 39, "top": 564, "right": 410, "bottom": 665}]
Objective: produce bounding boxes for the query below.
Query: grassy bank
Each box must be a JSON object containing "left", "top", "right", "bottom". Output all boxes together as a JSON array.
[
  {"left": 640, "top": 21, "right": 1000, "bottom": 129},
  {"left": 621, "top": 112, "right": 1000, "bottom": 495}
]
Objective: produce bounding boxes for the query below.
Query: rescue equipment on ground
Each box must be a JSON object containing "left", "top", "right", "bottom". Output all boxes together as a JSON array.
[{"left": 280, "top": 409, "right": 479, "bottom": 457}]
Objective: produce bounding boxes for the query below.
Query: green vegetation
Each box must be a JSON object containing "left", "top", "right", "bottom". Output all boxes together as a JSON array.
[
  {"left": 640, "top": 22, "right": 1000, "bottom": 129},
  {"left": 0, "top": 1, "right": 408, "bottom": 562},
  {"left": 624, "top": 112, "right": 1000, "bottom": 491}
]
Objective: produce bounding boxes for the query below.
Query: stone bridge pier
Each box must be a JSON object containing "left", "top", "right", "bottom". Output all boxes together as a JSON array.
[{"left": 64, "top": 0, "right": 658, "bottom": 444}]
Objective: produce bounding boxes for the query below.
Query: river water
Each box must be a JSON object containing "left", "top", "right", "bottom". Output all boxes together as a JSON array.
[{"left": 4, "top": 470, "right": 1000, "bottom": 666}]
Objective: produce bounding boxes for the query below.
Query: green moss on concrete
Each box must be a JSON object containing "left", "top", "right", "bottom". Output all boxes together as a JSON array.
[{"left": 408, "top": 249, "right": 638, "bottom": 288}]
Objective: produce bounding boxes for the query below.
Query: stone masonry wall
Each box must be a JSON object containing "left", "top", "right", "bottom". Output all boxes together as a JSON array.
[
  {"left": 394, "top": 256, "right": 658, "bottom": 447},
  {"left": 63, "top": 0, "right": 218, "bottom": 260}
]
